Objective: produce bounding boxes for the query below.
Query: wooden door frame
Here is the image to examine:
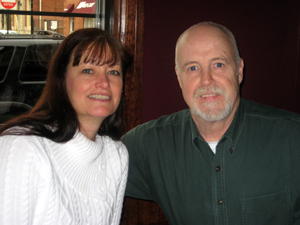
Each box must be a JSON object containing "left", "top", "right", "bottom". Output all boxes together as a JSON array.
[
  {"left": 113, "top": 1, "right": 169, "bottom": 224},
  {"left": 113, "top": 0, "right": 144, "bottom": 132}
]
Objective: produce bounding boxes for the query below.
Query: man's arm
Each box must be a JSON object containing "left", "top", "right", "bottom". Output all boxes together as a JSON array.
[{"left": 121, "top": 126, "right": 153, "bottom": 200}]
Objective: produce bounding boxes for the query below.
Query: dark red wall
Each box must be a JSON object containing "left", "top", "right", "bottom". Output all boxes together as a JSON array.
[{"left": 142, "top": 0, "right": 300, "bottom": 123}]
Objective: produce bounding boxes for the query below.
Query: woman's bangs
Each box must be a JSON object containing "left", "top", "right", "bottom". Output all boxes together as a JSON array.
[{"left": 83, "top": 40, "right": 120, "bottom": 66}]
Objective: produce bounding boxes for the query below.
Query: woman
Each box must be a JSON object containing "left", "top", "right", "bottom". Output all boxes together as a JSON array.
[{"left": 0, "top": 28, "right": 132, "bottom": 224}]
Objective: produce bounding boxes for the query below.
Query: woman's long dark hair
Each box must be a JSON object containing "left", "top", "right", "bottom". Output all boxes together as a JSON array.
[{"left": 0, "top": 28, "right": 132, "bottom": 142}]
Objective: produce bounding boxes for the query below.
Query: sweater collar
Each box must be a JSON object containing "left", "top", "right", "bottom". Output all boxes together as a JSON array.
[{"left": 47, "top": 130, "right": 106, "bottom": 196}]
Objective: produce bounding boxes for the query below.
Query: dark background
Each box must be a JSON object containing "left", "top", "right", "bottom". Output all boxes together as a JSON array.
[
  {"left": 121, "top": 0, "right": 300, "bottom": 224},
  {"left": 141, "top": 0, "right": 300, "bottom": 123}
]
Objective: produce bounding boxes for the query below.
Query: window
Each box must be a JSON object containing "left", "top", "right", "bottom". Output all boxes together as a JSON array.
[
  {"left": 0, "top": 46, "right": 14, "bottom": 82},
  {"left": 0, "top": 0, "right": 113, "bottom": 35},
  {"left": 20, "top": 44, "right": 60, "bottom": 82}
]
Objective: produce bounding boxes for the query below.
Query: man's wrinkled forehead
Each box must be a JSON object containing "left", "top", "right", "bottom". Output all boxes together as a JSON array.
[
  {"left": 175, "top": 24, "right": 236, "bottom": 63},
  {"left": 178, "top": 24, "right": 231, "bottom": 48}
]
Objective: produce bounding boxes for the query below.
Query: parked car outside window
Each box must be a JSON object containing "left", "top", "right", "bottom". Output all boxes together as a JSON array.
[
  {"left": 37, "top": 30, "right": 66, "bottom": 39},
  {"left": 0, "top": 35, "right": 64, "bottom": 125},
  {"left": 0, "top": 30, "right": 19, "bottom": 35}
]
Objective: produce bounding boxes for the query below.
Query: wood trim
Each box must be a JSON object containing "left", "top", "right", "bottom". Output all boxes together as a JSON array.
[
  {"left": 113, "top": 0, "right": 144, "bottom": 132},
  {"left": 113, "top": 1, "right": 169, "bottom": 224}
]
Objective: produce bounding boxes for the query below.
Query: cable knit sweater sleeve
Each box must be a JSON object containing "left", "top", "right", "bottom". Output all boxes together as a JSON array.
[
  {"left": 111, "top": 141, "right": 129, "bottom": 225},
  {"left": 0, "top": 135, "right": 50, "bottom": 225},
  {"left": 0, "top": 133, "right": 129, "bottom": 225}
]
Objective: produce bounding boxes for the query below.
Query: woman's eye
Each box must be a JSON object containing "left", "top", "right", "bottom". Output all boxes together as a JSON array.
[
  {"left": 109, "top": 70, "right": 120, "bottom": 76},
  {"left": 82, "top": 69, "right": 93, "bottom": 74},
  {"left": 188, "top": 66, "right": 197, "bottom": 71}
]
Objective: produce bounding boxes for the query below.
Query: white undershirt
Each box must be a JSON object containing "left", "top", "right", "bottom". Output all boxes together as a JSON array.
[{"left": 207, "top": 141, "right": 219, "bottom": 154}]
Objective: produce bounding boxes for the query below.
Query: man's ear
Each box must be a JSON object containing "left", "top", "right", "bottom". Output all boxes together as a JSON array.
[
  {"left": 175, "top": 67, "right": 182, "bottom": 89},
  {"left": 238, "top": 58, "right": 244, "bottom": 84}
]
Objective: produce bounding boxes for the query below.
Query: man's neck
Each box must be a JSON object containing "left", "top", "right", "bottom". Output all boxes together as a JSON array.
[{"left": 192, "top": 105, "right": 239, "bottom": 142}]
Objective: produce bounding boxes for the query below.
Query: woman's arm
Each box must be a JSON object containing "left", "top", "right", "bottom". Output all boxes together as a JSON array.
[
  {"left": 0, "top": 135, "right": 48, "bottom": 225},
  {"left": 111, "top": 143, "right": 129, "bottom": 225}
]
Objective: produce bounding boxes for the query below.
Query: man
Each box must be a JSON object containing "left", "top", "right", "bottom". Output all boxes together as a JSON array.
[{"left": 122, "top": 22, "right": 300, "bottom": 224}]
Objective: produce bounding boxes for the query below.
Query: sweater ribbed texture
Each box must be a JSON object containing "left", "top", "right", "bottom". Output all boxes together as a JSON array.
[{"left": 0, "top": 130, "right": 128, "bottom": 225}]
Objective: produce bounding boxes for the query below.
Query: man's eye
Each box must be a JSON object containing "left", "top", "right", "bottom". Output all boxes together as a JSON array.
[
  {"left": 82, "top": 69, "right": 93, "bottom": 74},
  {"left": 215, "top": 63, "right": 224, "bottom": 68},
  {"left": 188, "top": 66, "right": 197, "bottom": 71},
  {"left": 109, "top": 70, "right": 120, "bottom": 76}
]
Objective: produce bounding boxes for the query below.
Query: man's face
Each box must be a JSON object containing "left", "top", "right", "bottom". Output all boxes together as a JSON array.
[{"left": 175, "top": 25, "right": 244, "bottom": 122}]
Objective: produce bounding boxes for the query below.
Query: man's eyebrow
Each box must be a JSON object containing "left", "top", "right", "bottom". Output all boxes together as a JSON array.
[
  {"left": 211, "top": 57, "right": 231, "bottom": 63},
  {"left": 180, "top": 57, "right": 231, "bottom": 69},
  {"left": 182, "top": 61, "right": 199, "bottom": 68}
]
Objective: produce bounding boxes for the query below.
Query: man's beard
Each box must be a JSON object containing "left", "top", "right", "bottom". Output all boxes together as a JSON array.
[{"left": 191, "top": 86, "right": 233, "bottom": 122}]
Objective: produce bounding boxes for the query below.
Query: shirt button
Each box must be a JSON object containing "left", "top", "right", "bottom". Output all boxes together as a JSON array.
[
  {"left": 218, "top": 200, "right": 223, "bottom": 205},
  {"left": 230, "top": 149, "right": 233, "bottom": 153},
  {"left": 101, "top": 164, "right": 105, "bottom": 170},
  {"left": 215, "top": 166, "right": 220, "bottom": 171}
]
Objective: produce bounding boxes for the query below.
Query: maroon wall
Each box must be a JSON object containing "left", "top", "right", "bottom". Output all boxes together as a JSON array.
[{"left": 142, "top": 0, "right": 300, "bottom": 123}]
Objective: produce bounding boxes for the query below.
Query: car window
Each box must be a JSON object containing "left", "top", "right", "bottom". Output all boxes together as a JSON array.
[
  {"left": 0, "top": 46, "right": 15, "bottom": 82},
  {"left": 0, "top": 102, "right": 32, "bottom": 125},
  {"left": 0, "top": 41, "right": 61, "bottom": 126},
  {"left": 19, "top": 44, "right": 59, "bottom": 82}
]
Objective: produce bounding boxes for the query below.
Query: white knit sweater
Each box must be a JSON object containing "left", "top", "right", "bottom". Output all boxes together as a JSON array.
[{"left": 0, "top": 130, "right": 128, "bottom": 225}]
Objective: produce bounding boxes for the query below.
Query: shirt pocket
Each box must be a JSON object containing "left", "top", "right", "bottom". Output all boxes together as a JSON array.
[{"left": 241, "top": 190, "right": 292, "bottom": 225}]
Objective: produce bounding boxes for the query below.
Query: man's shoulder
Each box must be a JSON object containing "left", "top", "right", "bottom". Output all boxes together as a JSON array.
[
  {"left": 241, "top": 98, "right": 300, "bottom": 122},
  {"left": 123, "top": 109, "right": 190, "bottom": 138},
  {"left": 147, "top": 108, "right": 190, "bottom": 127}
]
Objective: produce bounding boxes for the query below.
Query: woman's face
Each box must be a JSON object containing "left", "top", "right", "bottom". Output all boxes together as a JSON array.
[{"left": 65, "top": 50, "right": 123, "bottom": 128}]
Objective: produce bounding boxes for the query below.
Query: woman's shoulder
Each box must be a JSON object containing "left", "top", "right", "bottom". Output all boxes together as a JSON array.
[
  {"left": 99, "top": 136, "right": 128, "bottom": 159},
  {"left": 99, "top": 136, "right": 128, "bottom": 176},
  {"left": 0, "top": 132, "right": 44, "bottom": 146},
  {"left": 99, "top": 136, "right": 126, "bottom": 149},
  {"left": 0, "top": 133, "right": 50, "bottom": 162},
  {"left": 0, "top": 134, "right": 53, "bottom": 183}
]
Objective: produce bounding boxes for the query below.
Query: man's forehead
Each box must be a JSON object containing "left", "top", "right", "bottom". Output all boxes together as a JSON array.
[
  {"left": 177, "top": 26, "right": 234, "bottom": 56},
  {"left": 183, "top": 25, "right": 229, "bottom": 45}
]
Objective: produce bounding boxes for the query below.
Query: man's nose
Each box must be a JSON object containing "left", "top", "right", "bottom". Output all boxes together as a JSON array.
[{"left": 200, "top": 70, "right": 215, "bottom": 86}]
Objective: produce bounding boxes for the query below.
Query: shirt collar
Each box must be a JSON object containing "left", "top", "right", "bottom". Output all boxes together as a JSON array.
[
  {"left": 221, "top": 98, "right": 245, "bottom": 154},
  {"left": 190, "top": 98, "right": 246, "bottom": 154},
  {"left": 190, "top": 112, "right": 203, "bottom": 141}
]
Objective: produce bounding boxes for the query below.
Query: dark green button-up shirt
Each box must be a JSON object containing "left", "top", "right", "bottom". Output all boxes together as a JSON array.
[{"left": 122, "top": 98, "right": 300, "bottom": 225}]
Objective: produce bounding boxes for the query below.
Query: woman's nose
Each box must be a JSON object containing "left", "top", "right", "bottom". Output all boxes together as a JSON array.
[{"left": 96, "top": 73, "right": 109, "bottom": 89}]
